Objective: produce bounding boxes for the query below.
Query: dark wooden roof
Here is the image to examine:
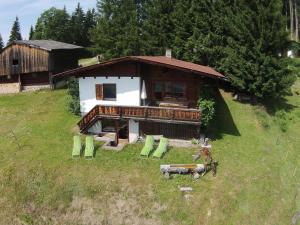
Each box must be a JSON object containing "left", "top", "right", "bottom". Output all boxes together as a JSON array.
[
  {"left": 6, "top": 40, "right": 83, "bottom": 52},
  {"left": 54, "top": 56, "right": 225, "bottom": 79}
]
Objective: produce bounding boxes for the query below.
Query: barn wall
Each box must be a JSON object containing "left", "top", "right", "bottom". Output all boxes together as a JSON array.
[
  {"left": 0, "top": 44, "right": 49, "bottom": 76},
  {"left": 21, "top": 72, "right": 50, "bottom": 86},
  {"left": 50, "top": 50, "right": 82, "bottom": 74}
]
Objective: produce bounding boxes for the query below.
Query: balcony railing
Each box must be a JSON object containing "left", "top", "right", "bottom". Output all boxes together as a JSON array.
[{"left": 78, "top": 105, "right": 201, "bottom": 132}]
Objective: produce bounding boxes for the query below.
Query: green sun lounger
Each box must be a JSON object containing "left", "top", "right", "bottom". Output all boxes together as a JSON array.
[
  {"left": 140, "top": 135, "right": 155, "bottom": 157},
  {"left": 84, "top": 136, "right": 95, "bottom": 159},
  {"left": 152, "top": 137, "right": 168, "bottom": 158},
  {"left": 72, "top": 135, "right": 82, "bottom": 157}
]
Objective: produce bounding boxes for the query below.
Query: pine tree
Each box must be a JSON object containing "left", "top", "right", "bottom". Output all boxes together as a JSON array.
[
  {"left": 170, "top": 0, "right": 194, "bottom": 59},
  {"left": 0, "top": 33, "right": 4, "bottom": 51},
  {"left": 218, "top": 0, "right": 295, "bottom": 98},
  {"left": 70, "top": 3, "right": 86, "bottom": 46},
  {"left": 85, "top": 8, "right": 97, "bottom": 29},
  {"left": 84, "top": 8, "right": 97, "bottom": 46},
  {"left": 142, "top": 0, "right": 175, "bottom": 55},
  {"left": 90, "top": 0, "right": 145, "bottom": 58},
  {"left": 8, "top": 16, "right": 22, "bottom": 44},
  {"left": 29, "top": 26, "right": 34, "bottom": 40}
]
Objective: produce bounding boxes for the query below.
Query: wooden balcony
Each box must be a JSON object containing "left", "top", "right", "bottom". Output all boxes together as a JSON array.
[{"left": 78, "top": 105, "right": 201, "bottom": 132}]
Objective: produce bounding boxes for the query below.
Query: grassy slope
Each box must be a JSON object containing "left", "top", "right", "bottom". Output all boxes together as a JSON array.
[
  {"left": 0, "top": 80, "right": 299, "bottom": 224},
  {"left": 79, "top": 57, "right": 98, "bottom": 67}
]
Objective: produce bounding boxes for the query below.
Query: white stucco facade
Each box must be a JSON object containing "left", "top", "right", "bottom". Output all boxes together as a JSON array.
[{"left": 79, "top": 76, "right": 141, "bottom": 114}]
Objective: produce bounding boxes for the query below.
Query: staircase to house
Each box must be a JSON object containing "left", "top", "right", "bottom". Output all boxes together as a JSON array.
[{"left": 78, "top": 105, "right": 201, "bottom": 134}]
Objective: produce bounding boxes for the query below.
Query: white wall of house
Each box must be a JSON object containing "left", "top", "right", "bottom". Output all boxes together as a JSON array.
[
  {"left": 128, "top": 119, "right": 139, "bottom": 143},
  {"left": 79, "top": 76, "right": 141, "bottom": 114}
]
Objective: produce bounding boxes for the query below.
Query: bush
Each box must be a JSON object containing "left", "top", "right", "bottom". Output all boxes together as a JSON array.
[
  {"left": 67, "top": 79, "right": 81, "bottom": 116},
  {"left": 274, "top": 110, "right": 290, "bottom": 132},
  {"left": 198, "top": 86, "right": 216, "bottom": 129}
]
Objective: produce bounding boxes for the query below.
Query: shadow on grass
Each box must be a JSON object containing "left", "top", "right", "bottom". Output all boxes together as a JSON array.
[
  {"left": 93, "top": 142, "right": 105, "bottom": 157},
  {"left": 206, "top": 89, "right": 240, "bottom": 140},
  {"left": 262, "top": 97, "right": 298, "bottom": 116}
]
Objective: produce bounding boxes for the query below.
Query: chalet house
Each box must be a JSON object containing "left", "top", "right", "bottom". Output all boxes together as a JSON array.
[
  {"left": 0, "top": 40, "right": 83, "bottom": 94},
  {"left": 55, "top": 52, "right": 225, "bottom": 143}
]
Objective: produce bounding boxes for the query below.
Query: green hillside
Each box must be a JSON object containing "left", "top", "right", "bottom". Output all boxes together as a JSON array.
[{"left": 0, "top": 79, "right": 299, "bottom": 225}]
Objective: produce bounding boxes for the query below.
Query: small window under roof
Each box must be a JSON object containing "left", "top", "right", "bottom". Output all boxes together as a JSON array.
[{"left": 12, "top": 59, "right": 19, "bottom": 66}]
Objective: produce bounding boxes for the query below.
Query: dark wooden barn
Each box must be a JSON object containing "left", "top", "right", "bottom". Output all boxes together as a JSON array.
[{"left": 0, "top": 40, "right": 83, "bottom": 94}]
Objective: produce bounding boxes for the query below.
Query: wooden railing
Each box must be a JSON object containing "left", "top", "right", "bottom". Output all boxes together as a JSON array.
[{"left": 78, "top": 105, "right": 201, "bottom": 132}]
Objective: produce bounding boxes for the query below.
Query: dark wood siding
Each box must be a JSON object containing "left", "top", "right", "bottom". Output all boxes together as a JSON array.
[
  {"left": 140, "top": 121, "right": 200, "bottom": 140},
  {"left": 74, "top": 61, "right": 138, "bottom": 77},
  {"left": 21, "top": 72, "right": 50, "bottom": 86},
  {"left": 49, "top": 50, "right": 82, "bottom": 74},
  {"left": 141, "top": 63, "right": 202, "bottom": 108},
  {"left": 0, "top": 74, "right": 19, "bottom": 83},
  {"left": 0, "top": 44, "right": 49, "bottom": 76}
]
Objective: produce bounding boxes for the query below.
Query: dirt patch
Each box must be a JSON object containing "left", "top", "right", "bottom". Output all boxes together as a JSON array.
[{"left": 52, "top": 193, "right": 164, "bottom": 225}]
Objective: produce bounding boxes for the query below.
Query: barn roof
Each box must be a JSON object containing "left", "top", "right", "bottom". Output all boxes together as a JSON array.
[
  {"left": 54, "top": 56, "right": 225, "bottom": 79},
  {"left": 9, "top": 40, "right": 83, "bottom": 51}
]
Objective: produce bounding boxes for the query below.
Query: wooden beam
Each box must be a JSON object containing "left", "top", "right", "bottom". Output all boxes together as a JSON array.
[{"left": 114, "top": 120, "right": 119, "bottom": 146}]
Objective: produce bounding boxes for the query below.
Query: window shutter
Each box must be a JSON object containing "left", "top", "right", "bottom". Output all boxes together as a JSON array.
[{"left": 95, "top": 84, "right": 103, "bottom": 100}]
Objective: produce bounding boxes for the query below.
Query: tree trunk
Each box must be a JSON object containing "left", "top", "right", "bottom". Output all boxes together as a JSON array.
[
  {"left": 286, "top": 0, "right": 289, "bottom": 31},
  {"left": 295, "top": 0, "right": 299, "bottom": 42},
  {"left": 290, "top": 0, "right": 294, "bottom": 40}
]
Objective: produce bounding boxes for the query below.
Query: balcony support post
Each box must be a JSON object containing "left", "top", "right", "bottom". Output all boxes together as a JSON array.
[{"left": 114, "top": 120, "right": 120, "bottom": 146}]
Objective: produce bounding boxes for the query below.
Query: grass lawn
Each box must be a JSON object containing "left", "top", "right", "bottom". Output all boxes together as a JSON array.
[
  {"left": 0, "top": 79, "right": 299, "bottom": 225},
  {"left": 79, "top": 57, "right": 98, "bottom": 67}
]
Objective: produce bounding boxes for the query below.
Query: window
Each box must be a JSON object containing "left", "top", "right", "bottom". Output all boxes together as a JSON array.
[
  {"left": 103, "top": 84, "right": 116, "bottom": 100},
  {"left": 12, "top": 59, "right": 19, "bottom": 66},
  {"left": 165, "top": 82, "right": 185, "bottom": 98},
  {"left": 95, "top": 83, "right": 116, "bottom": 101},
  {"left": 154, "top": 82, "right": 163, "bottom": 100}
]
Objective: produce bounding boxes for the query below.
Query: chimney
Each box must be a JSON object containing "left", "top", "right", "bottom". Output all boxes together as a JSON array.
[{"left": 165, "top": 49, "right": 172, "bottom": 58}]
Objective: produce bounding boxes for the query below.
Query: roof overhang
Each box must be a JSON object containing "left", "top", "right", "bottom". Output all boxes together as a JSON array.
[{"left": 53, "top": 56, "right": 227, "bottom": 81}]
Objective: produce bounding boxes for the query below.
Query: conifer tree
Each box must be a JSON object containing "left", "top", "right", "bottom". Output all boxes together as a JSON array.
[
  {"left": 0, "top": 33, "right": 4, "bottom": 51},
  {"left": 91, "top": 0, "right": 144, "bottom": 58},
  {"left": 170, "top": 0, "right": 194, "bottom": 59},
  {"left": 219, "top": 0, "right": 294, "bottom": 98},
  {"left": 8, "top": 16, "right": 22, "bottom": 44},
  {"left": 84, "top": 8, "right": 97, "bottom": 46},
  {"left": 85, "top": 8, "right": 97, "bottom": 29},
  {"left": 142, "top": 0, "right": 175, "bottom": 55},
  {"left": 29, "top": 26, "right": 34, "bottom": 40},
  {"left": 70, "top": 3, "right": 86, "bottom": 46}
]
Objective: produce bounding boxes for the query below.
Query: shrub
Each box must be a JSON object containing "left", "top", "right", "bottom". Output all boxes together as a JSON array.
[
  {"left": 198, "top": 86, "right": 216, "bottom": 129},
  {"left": 67, "top": 79, "right": 81, "bottom": 116},
  {"left": 274, "top": 110, "right": 290, "bottom": 132}
]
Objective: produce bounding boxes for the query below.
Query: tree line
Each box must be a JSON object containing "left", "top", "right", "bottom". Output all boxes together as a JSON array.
[
  {"left": 0, "top": 0, "right": 299, "bottom": 99},
  {"left": 0, "top": 3, "right": 96, "bottom": 48}
]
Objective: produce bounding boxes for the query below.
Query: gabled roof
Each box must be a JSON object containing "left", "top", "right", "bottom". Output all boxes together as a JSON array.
[
  {"left": 8, "top": 40, "right": 83, "bottom": 51},
  {"left": 54, "top": 56, "right": 225, "bottom": 79},
  {"left": 134, "top": 56, "right": 224, "bottom": 78}
]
